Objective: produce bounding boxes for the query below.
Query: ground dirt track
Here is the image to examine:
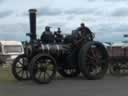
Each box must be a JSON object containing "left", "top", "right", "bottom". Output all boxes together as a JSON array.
[{"left": 1, "top": 65, "right": 128, "bottom": 96}]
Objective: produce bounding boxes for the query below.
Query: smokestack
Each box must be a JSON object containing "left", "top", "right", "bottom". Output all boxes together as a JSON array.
[{"left": 29, "top": 9, "right": 37, "bottom": 42}]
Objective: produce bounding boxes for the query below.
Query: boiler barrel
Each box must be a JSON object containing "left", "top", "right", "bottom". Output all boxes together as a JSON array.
[{"left": 41, "top": 44, "right": 67, "bottom": 55}]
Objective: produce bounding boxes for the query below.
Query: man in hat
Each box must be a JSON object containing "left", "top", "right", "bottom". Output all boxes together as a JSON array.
[
  {"left": 69, "top": 23, "right": 94, "bottom": 66},
  {"left": 54, "top": 27, "right": 63, "bottom": 44},
  {"left": 41, "top": 26, "right": 54, "bottom": 44},
  {"left": 73, "top": 23, "right": 94, "bottom": 47},
  {"left": 78, "top": 23, "right": 93, "bottom": 41}
]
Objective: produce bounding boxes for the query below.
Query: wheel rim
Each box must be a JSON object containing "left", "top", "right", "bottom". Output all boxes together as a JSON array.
[
  {"left": 85, "top": 44, "right": 106, "bottom": 76},
  {"left": 15, "top": 56, "right": 30, "bottom": 79},
  {"left": 33, "top": 56, "right": 56, "bottom": 83}
]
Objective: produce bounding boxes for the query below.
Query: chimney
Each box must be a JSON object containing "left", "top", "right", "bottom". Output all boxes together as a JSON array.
[{"left": 29, "top": 9, "right": 37, "bottom": 42}]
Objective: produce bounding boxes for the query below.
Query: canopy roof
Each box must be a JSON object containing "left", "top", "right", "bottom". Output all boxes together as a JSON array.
[
  {"left": 0, "top": 40, "right": 22, "bottom": 46},
  {"left": 112, "top": 42, "right": 128, "bottom": 47}
]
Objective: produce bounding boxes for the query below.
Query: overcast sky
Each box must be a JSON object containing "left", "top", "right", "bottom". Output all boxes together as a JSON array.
[{"left": 0, "top": 0, "right": 128, "bottom": 42}]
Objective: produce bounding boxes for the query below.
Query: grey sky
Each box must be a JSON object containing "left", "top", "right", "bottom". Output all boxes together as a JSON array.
[{"left": 0, "top": 0, "right": 128, "bottom": 42}]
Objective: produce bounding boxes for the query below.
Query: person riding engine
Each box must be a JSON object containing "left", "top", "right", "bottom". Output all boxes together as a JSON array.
[
  {"left": 68, "top": 23, "right": 94, "bottom": 67},
  {"left": 72, "top": 23, "right": 94, "bottom": 48},
  {"left": 54, "top": 28, "right": 63, "bottom": 44},
  {"left": 41, "top": 26, "right": 54, "bottom": 44}
]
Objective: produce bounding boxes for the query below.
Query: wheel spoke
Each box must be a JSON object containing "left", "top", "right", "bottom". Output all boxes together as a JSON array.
[
  {"left": 87, "top": 46, "right": 105, "bottom": 66},
  {"left": 20, "top": 58, "right": 25, "bottom": 64},
  {"left": 17, "top": 69, "right": 23, "bottom": 74},
  {"left": 90, "top": 47, "right": 102, "bottom": 59},
  {"left": 86, "top": 60, "right": 101, "bottom": 74},
  {"left": 16, "top": 66, "right": 23, "bottom": 69},
  {"left": 18, "top": 60, "right": 23, "bottom": 65},
  {"left": 90, "top": 48, "right": 96, "bottom": 57},
  {"left": 21, "top": 70, "right": 25, "bottom": 78},
  {"left": 24, "top": 71, "right": 27, "bottom": 78},
  {"left": 45, "top": 71, "right": 50, "bottom": 78},
  {"left": 38, "top": 71, "right": 42, "bottom": 79},
  {"left": 87, "top": 55, "right": 96, "bottom": 61},
  {"left": 22, "top": 58, "right": 26, "bottom": 65},
  {"left": 44, "top": 72, "right": 46, "bottom": 80},
  {"left": 35, "top": 70, "right": 42, "bottom": 79},
  {"left": 70, "top": 69, "right": 73, "bottom": 73},
  {"left": 26, "top": 71, "right": 29, "bottom": 78}
]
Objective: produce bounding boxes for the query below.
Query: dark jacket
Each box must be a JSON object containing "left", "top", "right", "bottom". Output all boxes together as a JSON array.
[
  {"left": 78, "top": 26, "right": 93, "bottom": 41},
  {"left": 54, "top": 32, "right": 63, "bottom": 43},
  {"left": 41, "top": 31, "right": 54, "bottom": 44}
]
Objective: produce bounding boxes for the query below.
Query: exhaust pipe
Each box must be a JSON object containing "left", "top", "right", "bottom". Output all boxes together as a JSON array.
[{"left": 27, "top": 9, "right": 37, "bottom": 42}]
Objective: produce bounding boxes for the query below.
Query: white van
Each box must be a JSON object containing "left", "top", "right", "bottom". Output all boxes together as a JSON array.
[{"left": 0, "top": 40, "right": 24, "bottom": 64}]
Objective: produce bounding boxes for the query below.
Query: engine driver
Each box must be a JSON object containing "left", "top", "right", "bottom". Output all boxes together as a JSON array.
[
  {"left": 73, "top": 23, "right": 94, "bottom": 47},
  {"left": 68, "top": 23, "right": 94, "bottom": 66}
]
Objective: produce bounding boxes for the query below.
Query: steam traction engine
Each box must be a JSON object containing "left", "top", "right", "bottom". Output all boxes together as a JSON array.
[{"left": 12, "top": 9, "right": 108, "bottom": 84}]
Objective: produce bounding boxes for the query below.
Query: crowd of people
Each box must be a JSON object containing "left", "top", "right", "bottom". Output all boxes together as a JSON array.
[{"left": 40, "top": 23, "right": 93, "bottom": 44}]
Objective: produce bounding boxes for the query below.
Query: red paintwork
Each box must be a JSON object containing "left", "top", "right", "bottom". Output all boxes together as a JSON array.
[{"left": 106, "top": 46, "right": 128, "bottom": 58}]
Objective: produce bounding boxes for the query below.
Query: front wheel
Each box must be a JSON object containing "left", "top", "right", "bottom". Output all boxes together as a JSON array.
[
  {"left": 30, "top": 53, "right": 56, "bottom": 84},
  {"left": 79, "top": 41, "right": 108, "bottom": 80},
  {"left": 12, "top": 54, "right": 31, "bottom": 80}
]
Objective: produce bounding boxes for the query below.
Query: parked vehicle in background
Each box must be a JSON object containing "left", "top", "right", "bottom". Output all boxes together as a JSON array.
[
  {"left": 105, "top": 42, "right": 128, "bottom": 76},
  {"left": 0, "top": 40, "right": 24, "bottom": 64}
]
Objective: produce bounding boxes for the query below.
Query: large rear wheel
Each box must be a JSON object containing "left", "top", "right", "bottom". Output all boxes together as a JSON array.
[{"left": 79, "top": 41, "right": 108, "bottom": 80}]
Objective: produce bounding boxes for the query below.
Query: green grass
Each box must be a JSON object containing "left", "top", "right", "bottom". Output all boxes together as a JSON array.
[
  {"left": 0, "top": 64, "right": 64, "bottom": 84},
  {"left": 0, "top": 65, "right": 16, "bottom": 83}
]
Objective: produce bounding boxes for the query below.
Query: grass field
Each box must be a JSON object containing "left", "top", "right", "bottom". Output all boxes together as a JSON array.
[
  {"left": 0, "top": 65, "right": 16, "bottom": 83},
  {"left": 1, "top": 64, "right": 127, "bottom": 84},
  {"left": 0, "top": 64, "right": 64, "bottom": 84}
]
